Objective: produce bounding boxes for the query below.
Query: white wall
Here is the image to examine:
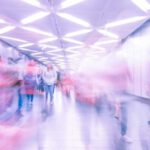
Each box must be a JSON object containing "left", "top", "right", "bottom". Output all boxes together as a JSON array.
[{"left": 119, "top": 22, "right": 150, "bottom": 98}]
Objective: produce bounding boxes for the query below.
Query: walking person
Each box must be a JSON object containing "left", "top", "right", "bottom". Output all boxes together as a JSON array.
[{"left": 43, "top": 64, "right": 57, "bottom": 104}]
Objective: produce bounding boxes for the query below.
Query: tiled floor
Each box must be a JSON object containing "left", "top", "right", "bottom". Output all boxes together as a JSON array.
[{"left": 0, "top": 89, "right": 150, "bottom": 150}]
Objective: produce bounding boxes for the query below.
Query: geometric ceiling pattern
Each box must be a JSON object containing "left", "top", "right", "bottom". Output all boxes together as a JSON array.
[{"left": 0, "top": 0, "right": 149, "bottom": 70}]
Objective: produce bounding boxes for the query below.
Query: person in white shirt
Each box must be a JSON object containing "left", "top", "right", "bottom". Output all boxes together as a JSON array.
[{"left": 42, "top": 64, "right": 57, "bottom": 104}]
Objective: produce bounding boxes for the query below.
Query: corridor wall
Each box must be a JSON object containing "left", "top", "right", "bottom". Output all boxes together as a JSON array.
[{"left": 119, "top": 21, "right": 150, "bottom": 98}]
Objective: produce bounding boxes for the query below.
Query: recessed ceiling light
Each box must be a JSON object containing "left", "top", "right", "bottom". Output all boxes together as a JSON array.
[
  {"left": 98, "top": 29, "right": 119, "bottom": 39},
  {"left": 0, "top": 36, "right": 27, "bottom": 42},
  {"left": 31, "top": 52, "right": 43, "bottom": 56},
  {"left": 57, "top": 13, "right": 91, "bottom": 27},
  {"left": 105, "top": 16, "right": 147, "bottom": 28},
  {"left": 0, "top": 19, "right": 7, "bottom": 24},
  {"left": 21, "top": 11, "right": 50, "bottom": 25},
  {"left": 19, "top": 48, "right": 36, "bottom": 52},
  {"left": 46, "top": 49, "right": 61, "bottom": 53},
  {"left": 0, "top": 26, "right": 15, "bottom": 34},
  {"left": 38, "top": 37, "right": 57, "bottom": 43},
  {"left": 22, "top": 0, "right": 43, "bottom": 8},
  {"left": 66, "top": 45, "right": 84, "bottom": 50},
  {"left": 49, "top": 57, "right": 64, "bottom": 61},
  {"left": 39, "top": 44, "right": 58, "bottom": 49},
  {"left": 19, "top": 43, "right": 34, "bottom": 48},
  {"left": 63, "top": 38, "right": 83, "bottom": 44},
  {"left": 22, "top": 26, "right": 53, "bottom": 37},
  {"left": 65, "top": 29, "right": 92, "bottom": 37},
  {"left": 60, "top": 0, "right": 84, "bottom": 9},
  {"left": 47, "top": 53, "right": 63, "bottom": 57},
  {"left": 131, "top": 0, "right": 150, "bottom": 12}
]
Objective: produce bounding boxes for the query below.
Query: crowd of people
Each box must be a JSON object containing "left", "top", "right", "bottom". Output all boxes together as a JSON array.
[{"left": 0, "top": 55, "right": 150, "bottom": 149}]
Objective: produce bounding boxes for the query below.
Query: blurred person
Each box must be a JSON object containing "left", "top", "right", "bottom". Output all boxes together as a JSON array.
[
  {"left": 60, "top": 71, "right": 74, "bottom": 98},
  {"left": 100, "top": 55, "right": 133, "bottom": 143},
  {"left": 0, "top": 58, "right": 20, "bottom": 117},
  {"left": 22, "top": 61, "right": 37, "bottom": 104},
  {"left": 36, "top": 73, "right": 44, "bottom": 95},
  {"left": 42, "top": 64, "right": 57, "bottom": 104}
]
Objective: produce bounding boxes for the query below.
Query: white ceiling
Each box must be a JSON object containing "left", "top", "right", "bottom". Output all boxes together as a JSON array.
[{"left": 0, "top": 0, "right": 149, "bottom": 70}]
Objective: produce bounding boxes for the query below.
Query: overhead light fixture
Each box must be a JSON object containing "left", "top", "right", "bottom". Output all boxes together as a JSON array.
[
  {"left": 131, "top": 0, "right": 150, "bottom": 12},
  {"left": 30, "top": 55, "right": 42, "bottom": 58},
  {"left": 39, "top": 37, "right": 57, "bottom": 43},
  {"left": 31, "top": 52, "right": 42, "bottom": 56},
  {"left": 45, "top": 49, "right": 61, "bottom": 53},
  {"left": 60, "top": 0, "right": 84, "bottom": 9},
  {"left": 22, "top": 0, "right": 43, "bottom": 8},
  {"left": 63, "top": 38, "right": 83, "bottom": 44},
  {"left": 19, "top": 48, "right": 37, "bottom": 52},
  {"left": 65, "top": 29, "right": 92, "bottom": 37},
  {"left": 98, "top": 29, "right": 119, "bottom": 39},
  {"left": 47, "top": 53, "right": 63, "bottom": 57},
  {"left": 57, "top": 13, "right": 91, "bottom": 27},
  {"left": 0, "top": 36, "right": 27, "bottom": 42},
  {"left": 0, "top": 19, "right": 7, "bottom": 24},
  {"left": 39, "top": 44, "right": 58, "bottom": 49},
  {"left": 47, "top": 55, "right": 64, "bottom": 60},
  {"left": 22, "top": 26, "right": 53, "bottom": 37},
  {"left": 66, "top": 45, "right": 84, "bottom": 50},
  {"left": 105, "top": 16, "right": 147, "bottom": 28},
  {"left": 21, "top": 11, "right": 50, "bottom": 25},
  {"left": 19, "top": 43, "right": 33, "bottom": 47},
  {"left": 0, "top": 26, "right": 15, "bottom": 34},
  {"left": 94, "top": 39, "right": 119, "bottom": 45}
]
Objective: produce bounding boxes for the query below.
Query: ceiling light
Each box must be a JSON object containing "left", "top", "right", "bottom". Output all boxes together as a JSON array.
[
  {"left": 105, "top": 16, "right": 147, "bottom": 28},
  {"left": 19, "top": 43, "right": 33, "bottom": 47},
  {"left": 31, "top": 52, "right": 42, "bottom": 56},
  {"left": 131, "top": 0, "right": 150, "bottom": 12},
  {"left": 0, "top": 36, "right": 27, "bottom": 42},
  {"left": 19, "top": 48, "right": 37, "bottom": 52},
  {"left": 22, "top": 0, "right": 42, "bottom": 8},
  {"left": 0, "top": 26, "right": 15, "bottom": 34},
  {"left": 47, "top": 56, "right": 64, "bottom": 60},
  {"left": 39, "top": 37, "right": 57, "bottom": 43},
  {"left": 46, "top": 49, "right": 61, "bottom": 53},
  {"left": 94, "top": 39, "right": 119, "bottom": 45},
  {"left": 60, "top": 0, "right": 84, "bottom": 9},
  {"left": 0, "top": 19, "right": 7, "bottom": 24},
  {"left": 47, "top": 53, "right": 63, "bottom": 57},
  {"left": 39, "top": 44, "right": 58, "bottom": 49},
  {"left": 21, "top": 11, "right": 50, "bottom": 25},
  {"left": 57, "top": 13, "right": 91, "bottom": 27},
  {"left": 98, "top": 29, "right": 119, "bottom": 39},
  {"left": 66, "top": 45, "right": 84, "bottom": 50},
  {"left": 31, "top": 55, "right": 43, "bottom": 58},
  {"left": 63, "top": 38, "right": 83, "bottom": 44},
  {"left": 65, "top": 29, "right": 92, "bottom": 37},
  {"left": 22, "top": 26, "right": 53, "bottom": 37}
]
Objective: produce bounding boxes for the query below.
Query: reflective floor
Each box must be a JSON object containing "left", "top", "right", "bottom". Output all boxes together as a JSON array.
[{"left": 0, "top": 89, "right": 150, "bottom": 150}]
